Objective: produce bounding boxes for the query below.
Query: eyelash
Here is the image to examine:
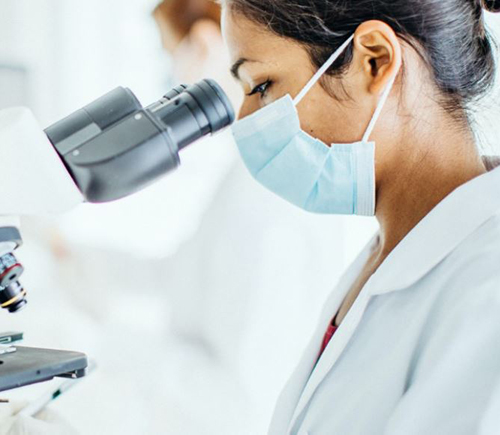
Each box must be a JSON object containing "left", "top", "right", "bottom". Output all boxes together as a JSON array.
[{"left": 247, "top": 79, "right": 273, "bottom": 98}]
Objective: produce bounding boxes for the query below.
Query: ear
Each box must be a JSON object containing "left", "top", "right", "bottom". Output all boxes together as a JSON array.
[{"left": 353, "top": 20, "right": 402, "bottom": 95}]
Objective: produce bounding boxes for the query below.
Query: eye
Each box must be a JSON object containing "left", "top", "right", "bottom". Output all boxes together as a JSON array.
[{"left": 247, "top": 80, "right": 272, "bottom": 98}]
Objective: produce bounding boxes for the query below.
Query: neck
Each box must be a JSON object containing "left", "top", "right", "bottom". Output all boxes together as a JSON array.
[{"left": 375, "top": 120, "right": 486, "bottom": 257}]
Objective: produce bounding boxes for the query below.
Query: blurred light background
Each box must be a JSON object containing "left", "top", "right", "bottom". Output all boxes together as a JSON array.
[{"left": 0, "top": 1, "right": 498, "bottom": 434}]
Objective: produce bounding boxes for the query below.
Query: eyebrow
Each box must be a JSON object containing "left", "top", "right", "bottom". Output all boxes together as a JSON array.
[{"left": 230, "top": 58, "right": 250, "bottom": 80}]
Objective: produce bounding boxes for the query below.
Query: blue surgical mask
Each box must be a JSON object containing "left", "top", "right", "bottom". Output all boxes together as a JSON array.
[{"left": 231, "top": 35, "right": 396, "bottom": 216}]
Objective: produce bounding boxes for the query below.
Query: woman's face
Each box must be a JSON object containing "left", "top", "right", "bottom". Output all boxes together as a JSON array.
[{"left": 221, "top": 9, "right": 379, "bottom": 147}]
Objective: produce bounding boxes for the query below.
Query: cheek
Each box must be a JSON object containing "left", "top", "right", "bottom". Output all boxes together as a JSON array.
[
  {"left": 297, "top": 104, "right": 347, "bottom": 145},
  {"left": 298, "top": 96, "right": 370, "bottom": 145}
]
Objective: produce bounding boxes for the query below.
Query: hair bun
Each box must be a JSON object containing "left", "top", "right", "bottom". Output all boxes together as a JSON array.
[{"left": 480, "top": 0, "right": 500, "bottom": 12}]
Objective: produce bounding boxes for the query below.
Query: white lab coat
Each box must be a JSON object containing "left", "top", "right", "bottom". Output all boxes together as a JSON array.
[{"left": 269, "top": 166, "right": 500, "bottom": 435}]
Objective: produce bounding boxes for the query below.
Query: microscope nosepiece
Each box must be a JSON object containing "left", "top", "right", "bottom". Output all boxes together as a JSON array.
[{"left": 0, "top": 253, "right": 26, "bottom": 313}]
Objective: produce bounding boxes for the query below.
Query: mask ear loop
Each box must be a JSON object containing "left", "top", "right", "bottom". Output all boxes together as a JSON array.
[
  {"left": 293, "top": 34, "right": 355, "bottom": 106},
  {"left": 361, "top": 74, "right": 397, "bottom": 143}
]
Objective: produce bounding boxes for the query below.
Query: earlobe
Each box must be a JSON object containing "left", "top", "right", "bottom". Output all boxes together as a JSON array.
[{"left": 354, "top": 20, "right": 402, "bottom": 95}]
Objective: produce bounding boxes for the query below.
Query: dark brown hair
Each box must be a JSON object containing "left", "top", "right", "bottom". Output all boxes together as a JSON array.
[{"left": 223, "top": 0, "right": 499, "bottom": 117}]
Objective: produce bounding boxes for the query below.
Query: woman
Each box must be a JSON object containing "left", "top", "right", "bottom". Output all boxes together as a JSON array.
[{"left": 220, "top": 0, "right": 500, "bottom": 434}]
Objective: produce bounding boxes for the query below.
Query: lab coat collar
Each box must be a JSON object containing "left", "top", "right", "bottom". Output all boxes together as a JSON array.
[
  {"left": 368, "top": 166, "right": 500, "bottom": 296},
  {"left": 284, "top": 166, "right": 500, "bottom": 434}
]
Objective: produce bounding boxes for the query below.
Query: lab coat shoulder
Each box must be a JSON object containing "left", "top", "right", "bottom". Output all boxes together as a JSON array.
[
  {"left": 384, "top": 213, "right": 500, "bottom": 435},
  {"left": 432, "top": 212, "right": 500, "bottom": 315},
  {"left": 439, "top": 211, "right": 500, "bottom": 300}
]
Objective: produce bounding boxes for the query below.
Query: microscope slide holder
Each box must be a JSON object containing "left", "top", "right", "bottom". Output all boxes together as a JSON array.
[{"left": 0, "top": 346, "right": 88, "bottom": 392}]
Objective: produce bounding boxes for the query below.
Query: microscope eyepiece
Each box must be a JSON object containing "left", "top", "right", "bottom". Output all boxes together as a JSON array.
[
  {"left": 193, "top": 79, "right": 235, "bottom": 131},
  {"left": 147, "top": 78, "right": 235, "bottom": 150},
  {"left": 46, "top": 79, "right": 235, "bottom": 203},
  {"left": 178, "top": 79, "right": 235, "bottom": 134}
]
